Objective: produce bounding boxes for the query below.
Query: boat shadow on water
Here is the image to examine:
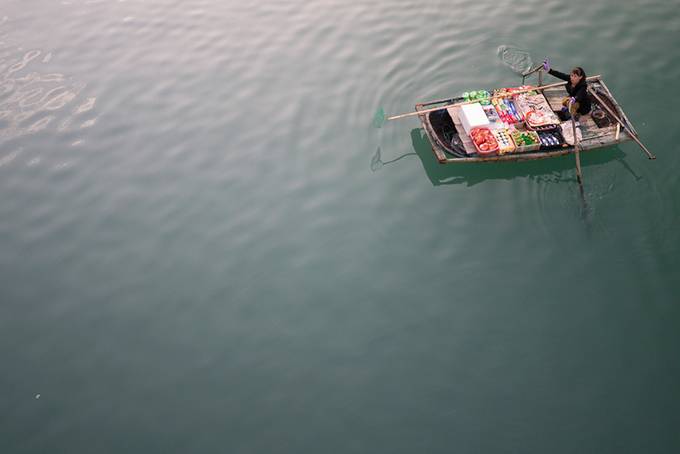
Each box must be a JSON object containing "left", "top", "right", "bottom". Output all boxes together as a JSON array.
[{"left": 395, "top": 127, "right": 641, "bottom": 187}]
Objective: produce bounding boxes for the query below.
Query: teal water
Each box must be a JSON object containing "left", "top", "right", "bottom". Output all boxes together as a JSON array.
[{"left": 1, "top": 1, "right": 679, "bottom": 452}]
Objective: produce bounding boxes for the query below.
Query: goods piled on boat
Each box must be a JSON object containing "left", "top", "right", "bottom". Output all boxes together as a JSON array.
[
  {"left": 455, "top": 87, "right": 565, "bottom": 157},
  {"left": 386, "top": 74, "right": 653, "bottom": 164},
  {"left": 470, "top": 127, "right": 498, "bottom": 155}
]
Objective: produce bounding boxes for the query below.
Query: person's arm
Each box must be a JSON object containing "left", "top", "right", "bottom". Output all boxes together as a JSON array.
[{"left": 548, "top": 68, "right": 570, "bottom": 82}]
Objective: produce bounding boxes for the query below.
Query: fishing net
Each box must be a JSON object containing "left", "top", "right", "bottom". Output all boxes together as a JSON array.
[
  {"left": 372, "top": 107, "right": 386, "bottom": 129},
  {"left": 370, "top": 147, "right": 383, "bottom": 171},
  {"left": 497, "top": 45, "right": 533, "bottom": 75}
]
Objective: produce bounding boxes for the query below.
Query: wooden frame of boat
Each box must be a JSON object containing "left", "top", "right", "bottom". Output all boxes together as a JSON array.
[{"left": 416, "top": 76, "right": 637, "bottom": 164}]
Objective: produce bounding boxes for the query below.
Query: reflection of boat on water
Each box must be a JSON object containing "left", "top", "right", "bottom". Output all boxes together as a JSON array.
[
  {"left": 416, "top": 76, "right": 638, "bottom": 164},
  {"left": 409, "top": 128, "right": 639, "bottom": 187}
]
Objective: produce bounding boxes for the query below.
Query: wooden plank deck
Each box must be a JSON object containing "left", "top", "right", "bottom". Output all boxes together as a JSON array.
[{"left": 542, "top": 83, "right": 627, "bottom": 150}]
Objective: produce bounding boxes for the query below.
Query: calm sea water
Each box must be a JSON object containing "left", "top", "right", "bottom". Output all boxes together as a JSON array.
[{"left": 1, "top": 0, "right": 679, "bottom": 453}]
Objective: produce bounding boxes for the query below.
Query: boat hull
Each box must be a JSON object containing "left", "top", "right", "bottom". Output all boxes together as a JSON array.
[{"left": 417, "top": 78, "right": 635, "bottom": 164}]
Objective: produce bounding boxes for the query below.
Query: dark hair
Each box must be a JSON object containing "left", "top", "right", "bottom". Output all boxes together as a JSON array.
[{"left": 571, "top": 67, "right": 586, "bottom": 79}]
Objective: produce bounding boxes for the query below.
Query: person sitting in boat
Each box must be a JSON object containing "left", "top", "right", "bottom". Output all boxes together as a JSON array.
[{"left": 542, "top": 59, "right": 591, "bottom": 120}]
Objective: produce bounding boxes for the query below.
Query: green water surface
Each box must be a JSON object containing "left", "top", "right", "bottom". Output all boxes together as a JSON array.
[{"left": 1, "top": 0, "right": 679, "bottom": 453}]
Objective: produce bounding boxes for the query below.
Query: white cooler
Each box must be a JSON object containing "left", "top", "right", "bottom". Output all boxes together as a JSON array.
[{"left": 457, "top": 102, "right": 490, "bottom": 135}]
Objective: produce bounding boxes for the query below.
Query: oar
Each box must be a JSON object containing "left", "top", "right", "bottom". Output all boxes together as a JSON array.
[
  {"left": 587, "top": 88, "right": 656, "bottom": 160},
  {"left": 569, "top": 99, "right": 584, "bottom": 187},
  {"left": 420, "top": 96, "right": 462, "bottom": 107},
  {"left": 568, "top": 99, "right": 589, "bottom": 212},
  {"left": 386, "top": 75, "right": 602, "bottom": 122}
]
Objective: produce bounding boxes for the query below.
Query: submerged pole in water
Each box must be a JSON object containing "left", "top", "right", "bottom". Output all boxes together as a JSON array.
[{"left": 570, "top": 99, "right": 584, "bottom": 187}]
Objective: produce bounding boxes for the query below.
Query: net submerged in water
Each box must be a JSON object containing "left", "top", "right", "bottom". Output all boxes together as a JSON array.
[
  {"left": 497, "top": 45, "right": 533, "bottom": 74},
  {"left": 372, "top": 107, "right": 386, "bottom": 129}
]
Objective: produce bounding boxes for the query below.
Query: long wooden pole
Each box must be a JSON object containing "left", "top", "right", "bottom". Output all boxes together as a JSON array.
[
  {"left": 387, "top": 75, "right": 601, "bottom": 121},
  {"left": 419, "top": 96, "right": 459, "bottom": 107},
  {"left": 522, "top": 63, "right": 544, "bottom": 84},
  {"left": 587, "top": 88, "right": 656, "bottom": 160},
  {"left": 522, "top": 63, "right": 544, "bottom": 77},
  {"left": 569, "top": 100, "right": 584, "bottom": 186}
]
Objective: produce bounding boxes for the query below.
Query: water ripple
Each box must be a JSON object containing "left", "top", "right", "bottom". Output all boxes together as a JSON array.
[
  {"left": 0, "top": 37, "right": 97, "bottom": 158},
  {"left": 1, "top": 1, "right": 679, "bottom": 451}
]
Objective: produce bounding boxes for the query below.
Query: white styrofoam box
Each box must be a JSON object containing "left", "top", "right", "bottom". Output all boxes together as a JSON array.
[{"left": 458, "top": 102, "right": 489, "bottom": 135}]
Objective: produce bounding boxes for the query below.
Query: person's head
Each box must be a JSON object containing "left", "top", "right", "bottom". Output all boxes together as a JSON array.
[{"left": 570, "top": 67, "right": 586, "bottom": 85}]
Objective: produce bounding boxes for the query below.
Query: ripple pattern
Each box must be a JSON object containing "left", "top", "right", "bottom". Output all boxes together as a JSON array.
[
  {"left": 1, "top": 0, "right": 680, "bottom": 453},
  {"left": 0, "top": 40, "right": 97, "bottom": 152}
]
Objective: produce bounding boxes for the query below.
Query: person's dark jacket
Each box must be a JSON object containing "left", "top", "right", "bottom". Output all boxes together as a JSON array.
[{"left": 548, "top": 69, "right": 591, "bottom": 115}]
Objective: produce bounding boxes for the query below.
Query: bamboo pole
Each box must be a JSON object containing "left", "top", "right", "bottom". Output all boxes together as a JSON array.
[
  {"left": 598, "top": 79, "right": 638, "bottom": 135},
  {"left": 522, "top": 63, "right": 544, "bottom": 84},
  {"left": 587, "top": 88, "right": 656, "bottom": 160},
  {"left": 522, "top": 63, "right": 545, "bottom": 77},
  {"left": 569, "top": 99, "right": 584, "bottom": 186},
  {"left": 388, "top": 75, "right": 602, "bottom": 121},
  {"left": 419, "top": 96, "right": 460, "bottom": 107}
]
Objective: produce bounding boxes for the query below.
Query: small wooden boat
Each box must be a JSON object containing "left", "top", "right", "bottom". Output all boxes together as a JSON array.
[{"left": 415, "top": 76, "right": 640, "bottom": 164}]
